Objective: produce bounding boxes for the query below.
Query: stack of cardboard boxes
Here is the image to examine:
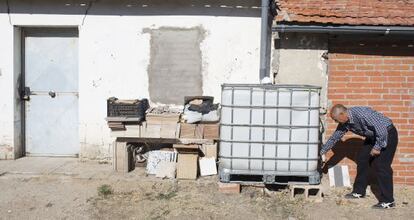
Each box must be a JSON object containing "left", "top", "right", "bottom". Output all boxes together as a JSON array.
[
  {"left": 141, "top": 113, "right": 181, "bottom": 138},
  {"left": 174, "top": 122, "right": 219, "bottom": 180}
]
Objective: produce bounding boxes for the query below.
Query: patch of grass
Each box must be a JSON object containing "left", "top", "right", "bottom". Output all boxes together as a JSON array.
[
  {"left": 156, "top": 191, "right": 177, "bottom": 200},
  {"left": 151, "top": 209, "right": 171, "bottom": 220},
  {"left": 98, "top": 184, "right": 113, "bottom": 198}
]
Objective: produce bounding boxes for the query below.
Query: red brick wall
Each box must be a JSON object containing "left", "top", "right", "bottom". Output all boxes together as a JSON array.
[{"left": 327, "top": 38, "right": 414, "bottom": 185}]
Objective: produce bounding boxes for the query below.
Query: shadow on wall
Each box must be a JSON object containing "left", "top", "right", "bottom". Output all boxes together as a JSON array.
[
  {"left": 1, "top": 0, "right": 261, "bottom": 17},
  {"left": 274, "top": 33, "right": 414, "bottom": 56},
  {"left": 322, "top": 137, "right": 382, "bottom": 201},
  {"left": 330, "top": 35, "right": 414, "bottom": 57},
  {"left": 274, "top": 32, "right": 329, "bottom": 50},
  {"left": 322, "top": 138, "right": 364, "bottom": 171}
]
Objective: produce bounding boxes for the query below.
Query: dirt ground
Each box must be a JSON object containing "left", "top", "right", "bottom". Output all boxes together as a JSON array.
[{"left": 1, "top": 163, "right": 414, "bottom": 220}]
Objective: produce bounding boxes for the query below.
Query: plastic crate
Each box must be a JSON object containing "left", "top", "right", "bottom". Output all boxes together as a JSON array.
[{"left": 107, "top": 98, "right": 149, "bottom": 118}]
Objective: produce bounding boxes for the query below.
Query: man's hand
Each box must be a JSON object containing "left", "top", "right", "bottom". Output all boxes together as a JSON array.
[
  {"left": 370, "top": 148, "right": 381, "bottom": 157},
  {"left": 321, "top": 154, "right": 327, "bottom": 163}
]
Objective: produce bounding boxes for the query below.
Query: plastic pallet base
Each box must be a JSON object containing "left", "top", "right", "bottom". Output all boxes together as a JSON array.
[{"left": 219, "top": 171, "right": 320, "bottom": 185}]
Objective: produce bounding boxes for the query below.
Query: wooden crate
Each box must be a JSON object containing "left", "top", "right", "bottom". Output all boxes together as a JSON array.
[
  {"left": 180, "top": 123, "right": 197, "bottom": 138},
  {"left": 113, "top": 141, "right": 135, "bottom": 173}
]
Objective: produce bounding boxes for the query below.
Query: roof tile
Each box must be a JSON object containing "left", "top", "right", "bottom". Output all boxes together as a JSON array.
[{"left": 276, "top": 0, "right": 414, "bottom": 26}]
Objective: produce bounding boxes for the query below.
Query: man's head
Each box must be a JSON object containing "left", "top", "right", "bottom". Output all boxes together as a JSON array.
[{"left": 330, "top": 104, "right": 349, "bottom": 124}]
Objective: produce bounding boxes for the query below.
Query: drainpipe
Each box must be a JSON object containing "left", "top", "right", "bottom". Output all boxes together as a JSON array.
[{"left": 259, "top": 0, "right": 272, "bottom": 83}]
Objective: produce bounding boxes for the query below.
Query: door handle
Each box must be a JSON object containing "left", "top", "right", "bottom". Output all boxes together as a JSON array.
[
  {"left": 48, "top": 90, "right": 56, "bottom": 98},
  {"left": 21, "top": 87, "right": 31, "bottom": 101},
  {"left": 20, "top": 88, "right": 57, "bottom": 99}
]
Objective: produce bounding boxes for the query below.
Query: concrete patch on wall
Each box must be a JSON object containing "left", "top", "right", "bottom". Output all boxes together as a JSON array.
[
  {"left": 273, "top": 32, "right": 328, "bottom": 107},
  {"left": 146, "top": 26, "right": 205, "bottom": 105}
]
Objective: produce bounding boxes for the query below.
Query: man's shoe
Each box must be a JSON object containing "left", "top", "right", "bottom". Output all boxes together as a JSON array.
[
  {"left": 344, "top": 192, "right": 365, "bottom": 199},
  {"left": 372, "top": 202, "right": 395, "bottom": 209}
]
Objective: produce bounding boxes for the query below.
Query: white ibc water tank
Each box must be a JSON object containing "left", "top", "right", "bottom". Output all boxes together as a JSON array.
[{"left": 219, "top": 84, "right": 321, "bottom": 183}]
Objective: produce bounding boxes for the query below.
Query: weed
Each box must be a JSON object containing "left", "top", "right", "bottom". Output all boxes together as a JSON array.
[{"left": 98, "top": 184, "right": 113, "bottom": 198}]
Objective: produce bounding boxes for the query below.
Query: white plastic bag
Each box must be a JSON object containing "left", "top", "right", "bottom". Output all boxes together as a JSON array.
[
  {"left": 201, "top": 110, "right": 220, "bottom": 122},
  {"left": 183, "top": 105, "right": 202, "bottom": 123}
]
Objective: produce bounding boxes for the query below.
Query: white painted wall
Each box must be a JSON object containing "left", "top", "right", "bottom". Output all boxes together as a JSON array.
[
  {"left": 0, "top": 1, "right": 261, "bottom": 160},
  {"left": 0, "top": 13, "right": 15, "bottom": 159}
]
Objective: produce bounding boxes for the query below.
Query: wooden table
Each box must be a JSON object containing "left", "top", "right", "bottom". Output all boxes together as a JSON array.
[{"left": 108, "top": 117, "right": 217, "bottom": 173}]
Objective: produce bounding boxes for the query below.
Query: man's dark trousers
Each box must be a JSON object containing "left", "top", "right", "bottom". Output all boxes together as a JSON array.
[{"left": 353, "top": 126, "right": 398, "bottom": 203}]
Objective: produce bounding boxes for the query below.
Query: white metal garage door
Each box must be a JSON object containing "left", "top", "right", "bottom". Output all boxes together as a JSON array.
[{"left": 23, "top": 28, "right": 79, "bottom": 156}]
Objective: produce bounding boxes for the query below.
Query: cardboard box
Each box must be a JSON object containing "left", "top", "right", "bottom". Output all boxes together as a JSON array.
[
  {"left": 203, "top": 124, "right": 220, "bottom": 140},
  {"left": 195, "top": 124, "right": 204, "bottom": 139},
  {"left": 146, "top": 113, "right": 180, "bottom": 124},
  {"left": 141, "top": 122, "right": 161, "bottom": 138},
  {"left": 200, "top": 143, "right": 218, "bottom": 159},
  {"left": 180, "top": 123, "right": 196, "bottom": 138},
  {"left": 141, "top": 116, "right": 179, "bottom": 139},
  {"left": 142, "top": 114, "right": 180, "bottom": 138},
  {"left": 180, "top": 123, "right": 219, "bottom": 140},
  {"left": 160, "top": 122, "right": 178, "bottom": 139},
  {"left": 113, "top": 141, "right": 134, "bottom": 173},
  {"left": 176, "top": 154, "right": 198, "bottom": 180}
]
